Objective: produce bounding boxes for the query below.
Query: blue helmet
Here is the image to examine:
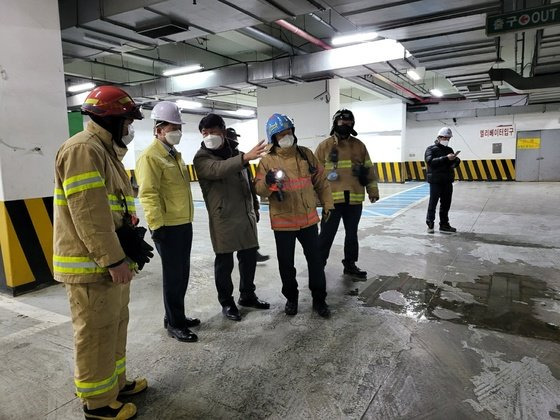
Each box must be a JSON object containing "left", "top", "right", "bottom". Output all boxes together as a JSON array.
[{"left": 266, "top": 113, "right": 295, "bottom": 144}]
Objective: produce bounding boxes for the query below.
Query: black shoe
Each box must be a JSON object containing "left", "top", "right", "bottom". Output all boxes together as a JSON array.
[
  {"left": 313, "top": 301, "right": 331, "bottom": 318},
  {"left": 164, "top": 316, "right": 201, "bottom": 329},
  {"left": 343, "top": 261, "right": 367, "bottom": 278},
  {"left": 238, "top": 296, "right": 270, "bottom": 309},
  {"left": 439, "top": 224, "right": 457, "bottom": 233},
  {"left": 167, "top": 325, "right": 198, "bottom": 342},
  {"left": 284, "top": 300, "right": 298, "bottom": 316},
  {"left": 222, "top": 305, "right": 242, "bottom": 321},
  {"left": 256, "top": 251, "right": 270, "bottom": 262},
  {"left": 83, "top": 401, "right": 137, "bottom": 419},
  {"left": 427, "top": 221, "right": 435, "bottom": 234}
]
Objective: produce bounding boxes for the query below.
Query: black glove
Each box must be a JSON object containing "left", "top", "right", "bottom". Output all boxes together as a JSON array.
[
  {"left": 151, "top": 227, "right": 165, "bottom": 243},
  {"left": 322, "top": 208, "right": 333, "bottom": 224},
  {"left": 265, "top": 169, "right": 276, "bottom": 186},
  {"left": 352, "top": 164, "right": 370, "bottom": 187},
  {"left": 115, "top": 219, "right": 154, "bottom": 271}
]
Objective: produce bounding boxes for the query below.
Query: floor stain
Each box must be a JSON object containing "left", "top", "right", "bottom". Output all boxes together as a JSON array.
[
  {"left": 460, "top": 233, "right": 559, "bottom": 249},
  {"left": 359, "top": 272, "right": 560, "bottom": 342}
]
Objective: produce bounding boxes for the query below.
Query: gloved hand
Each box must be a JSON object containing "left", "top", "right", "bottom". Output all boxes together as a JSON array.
[
  {"left": 265, "top": 169, "right": 277, "bottom": 186},
  {"left": 322, "top": 208, "right": 334, "bottom": 224},
  {"left": 255, "top": 209, "right": 260, "bottom": 223},
  {"left": 151, "top": 227, "right": 165, "bottom": 243},
  {"left": 116, "top": 222, "right": 154, "bottom": 271},
  {"left": 369, "top": 195, "right": 379, "bottom": 203}
]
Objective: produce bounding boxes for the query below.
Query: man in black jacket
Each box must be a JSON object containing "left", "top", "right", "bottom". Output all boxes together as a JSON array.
[{"left": 425, "top": 127, "right": 461, "bottom": 233}]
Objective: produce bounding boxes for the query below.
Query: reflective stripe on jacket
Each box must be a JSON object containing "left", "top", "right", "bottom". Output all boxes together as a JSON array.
[
  {"left": 315, "top": 135, "right": 379, "bottom": 204},
  {"left": 255, "top": 145, "right": 333, "bottom": 231},
  {"left": 136, "top": 139, "right": 194, "bottom": 230},
  {"left": 53, "top": 121, "right": 135, "bottom": 283}
]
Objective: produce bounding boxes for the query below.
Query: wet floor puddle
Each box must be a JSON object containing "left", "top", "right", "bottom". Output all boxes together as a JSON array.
[{"left": 359, "top": 272, "right": 560, "bottom": 342}]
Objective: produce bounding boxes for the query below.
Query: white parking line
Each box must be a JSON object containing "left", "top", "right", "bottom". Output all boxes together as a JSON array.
[{"left": 0, "top": 295, "right": 70, "bottom": 342}]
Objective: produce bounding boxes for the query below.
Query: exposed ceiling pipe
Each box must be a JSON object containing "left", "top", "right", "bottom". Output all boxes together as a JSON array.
[
  {"left": 275, "top": 19, "right": 428, "bottom": 102},
  {"left": 275, "top": 19, "right": 333, "bottom": 50},
  {"left": 489, "top": 68, "right": 560, "bottom": 93},
  {"left": 237, "top": 27, "right": 307, "bottom": 55}
]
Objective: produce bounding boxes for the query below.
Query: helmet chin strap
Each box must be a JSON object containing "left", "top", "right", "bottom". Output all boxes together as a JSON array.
[{"left": 90, "top": 115, "right": 126, "bottom": 147}]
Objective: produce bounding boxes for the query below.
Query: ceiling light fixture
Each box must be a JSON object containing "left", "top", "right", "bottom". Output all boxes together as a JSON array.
[
  {"left": 226, "top": 109, "right": 255, "bottom": 117},
  {"left": 331, "top": 31, "right": 378, "bottom": 46},
  {"left": 176, "top": 99, "right": 202, "bottom": 109},
  {"left": 67, "top": 82, "right": 96, "bottom": 93},
  {"left": 406, "top": 69, "right": 421, "bottom": 81},
  {"left": 430, "top": 88, "right": 444, "bottom": 97},
  {"left": 163, "top": 64, "right": 203, "bottom": 77}
]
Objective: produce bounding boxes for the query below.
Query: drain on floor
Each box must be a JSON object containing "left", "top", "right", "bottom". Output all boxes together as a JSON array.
[{"left": 359, "top": 272, "right": 560, "bottom": 342}]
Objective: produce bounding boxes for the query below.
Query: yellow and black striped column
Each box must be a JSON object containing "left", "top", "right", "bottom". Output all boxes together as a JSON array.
[
  {"left": 0, "top": 197, "right": 54, "bottom": 295},
  {"left": 405, "top": 159, "right": 516, "bottom": 181}
]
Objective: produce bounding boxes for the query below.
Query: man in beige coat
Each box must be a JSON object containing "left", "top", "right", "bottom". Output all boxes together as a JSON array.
[{"left": 193, "top": 114, "right": 269, "bottom": 321}]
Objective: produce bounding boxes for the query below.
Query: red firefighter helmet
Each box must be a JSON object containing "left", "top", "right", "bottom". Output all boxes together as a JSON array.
[{"left": 81, "top": 86, "right": 143, "bottom": 119}]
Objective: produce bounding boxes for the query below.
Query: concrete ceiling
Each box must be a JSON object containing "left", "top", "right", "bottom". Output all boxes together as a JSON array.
[{"left": 59, "top": 0, "right": 560, "bottom": 112}]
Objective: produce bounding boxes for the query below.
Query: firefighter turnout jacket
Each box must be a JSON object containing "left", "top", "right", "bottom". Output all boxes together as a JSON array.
[
  {"left": 255, "top": 145, "right": 333, "bottom": 231},
  {"left": 53, "top": 121, "right": 135, "bottom": 283},
  {"left": 315, "top": 135, "right": 379, "bottom": 204},
  {"left": 136, "top": 139, "right": 194, "bottom": 230}
]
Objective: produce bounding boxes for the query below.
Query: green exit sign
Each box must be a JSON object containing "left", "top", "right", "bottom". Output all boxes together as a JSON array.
[{"left": 486, "top": 5, "right": 560, "bottom": 35}]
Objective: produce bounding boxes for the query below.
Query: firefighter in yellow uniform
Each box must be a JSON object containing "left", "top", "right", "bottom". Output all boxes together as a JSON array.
[
  {"left": 315, "top": 109, "right": 379, "bottom": 279},
  {"left": 54, "top": 86, "right": 148, "bottom": 419},
  {"left": 255, "top": 113, "right": 334, "bottom": 318}
]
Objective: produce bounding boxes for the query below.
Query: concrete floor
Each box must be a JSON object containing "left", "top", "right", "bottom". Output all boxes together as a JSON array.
[{"left": 1, "top": 182, "right": 560, "bottom": 419}]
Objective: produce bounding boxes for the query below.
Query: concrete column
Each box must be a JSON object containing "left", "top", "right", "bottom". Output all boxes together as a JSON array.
[
  {"left": 257, "top": 79, "right": 340, "bottom": 150},
  {"left": 0, "top": 0, "right": 68, "bottom": 294}
]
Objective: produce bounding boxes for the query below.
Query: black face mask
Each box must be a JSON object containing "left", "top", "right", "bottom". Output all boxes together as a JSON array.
[{"left": 334, "top": 124, "right": 352, "bottom": 139}]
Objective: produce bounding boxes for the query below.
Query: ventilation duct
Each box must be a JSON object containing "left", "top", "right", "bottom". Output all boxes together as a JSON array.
[{"left": 489, "top": 68, "right": 560, "bottom": 93}]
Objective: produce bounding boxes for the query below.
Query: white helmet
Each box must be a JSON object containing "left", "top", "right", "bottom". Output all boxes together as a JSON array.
[
  {"left": 437, "top": 127, "right": 453, "bottom": 138},
  {"left": 151, "top": 101, "right": 183, "bottom": 125}
]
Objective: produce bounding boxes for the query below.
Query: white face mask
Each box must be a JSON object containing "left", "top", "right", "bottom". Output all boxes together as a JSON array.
[
  {"left": 121, "top": 125, "right": 134, "bottom": 146},
  {"left": 278, "top": 134, "right": 294, "bottom": 148},
  {"left": 203, "top": 134, "right": 223, "bottom": 150},
  {"left": 439, "top": 140, "right": 449, "bottom": 147},
  {"left": 165, "top": 130, "right": 182, "bottom": 146}
]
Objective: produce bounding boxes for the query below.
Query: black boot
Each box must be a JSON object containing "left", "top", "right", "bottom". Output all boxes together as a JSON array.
[
  {"left": 439, "top": 223, "right": 457, "bottom": 233},
  {"left": 83, "top": 401, "right": 136, "bottom": 419},
  {"left": 312, "top": 300, "right": 331, "bottom": 318},
  {"left": 256, "top": 251, "right": 270, "bottom": 262},
  {"left": 284, "top": 300, "right": 298, "bottom": 316},
  {"left": 343, "top": 261, "right": 367, "bottom": 278}
]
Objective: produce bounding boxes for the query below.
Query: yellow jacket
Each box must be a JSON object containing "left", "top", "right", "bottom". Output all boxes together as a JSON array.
[
  {"left": 136, "top": 139, "right": 193, "bottom": 230},
  {"left": 315, "top": 135, "right": 379, "bottom": 205},
  {"left": 255, "top": 145, "right": 333, "bottom": 231},
  {"left": 53, "top": 121, "right": 135, "bottom": 283}
]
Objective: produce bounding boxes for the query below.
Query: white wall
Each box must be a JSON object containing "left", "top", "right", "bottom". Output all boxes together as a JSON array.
[
  {"left": 0, "top": 0, "right": 68, "bottom": 200},
  {"left": 257, "top": 80, "right": 340, "bottom": 151},
  {"left": 344, "top": 99, "right": 406, "bottom": 162},
  {"left": 405, "top": 111, "right": 560, "bottom": 161}
]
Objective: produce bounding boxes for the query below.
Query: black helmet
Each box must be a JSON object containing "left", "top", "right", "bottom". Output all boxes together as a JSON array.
[{"left": 330, "top": 108, "right": 357, "bottom": 136}]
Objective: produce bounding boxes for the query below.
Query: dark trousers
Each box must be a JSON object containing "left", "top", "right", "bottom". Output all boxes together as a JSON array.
[
  {"left": 214, "top": 247, "right": 258, "bottom": 306},
  {"left": 154, "top": 223, "right": 192, "bottom": 329},
  {"left": 319, "top": 202, "right": 362, "bottom": 265},
  {"left": 274, "top": 224, "right": 327, "bottom": 302},
  {"left": 426, "top": 182, "right": 453, "bottom": 225}
]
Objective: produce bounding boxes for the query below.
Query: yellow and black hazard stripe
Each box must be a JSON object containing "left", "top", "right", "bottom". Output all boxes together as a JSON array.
[
  {"left": 405, "top": 159, "right": 516, "bottom": 181},
  {"left": 372, "top": 162, "right": 406, "bottom": 183},
  {"left": 405, "top": 161, "right": 427, "bottom": 181},
  {"left": 0, "top": 197, "right": 54, "bottom": 295}
]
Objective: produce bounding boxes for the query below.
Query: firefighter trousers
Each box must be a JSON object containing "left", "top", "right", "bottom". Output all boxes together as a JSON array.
[{"left": 66, "top": 280, "right": 130, "bottom": 409}]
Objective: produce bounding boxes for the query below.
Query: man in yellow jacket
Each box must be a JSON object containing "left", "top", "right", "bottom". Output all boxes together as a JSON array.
[
  {"left": 136, "top": 101, "right": 198, "bottom": 342},
  {"left": 315, "top": 109, "right": 379, "bottom": 279},
  {"left": 54, "top": 86, "right": 147, "bottom": 419},
  {"left": 255, "top": 113, "right": 334, "bottom": 318}
]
